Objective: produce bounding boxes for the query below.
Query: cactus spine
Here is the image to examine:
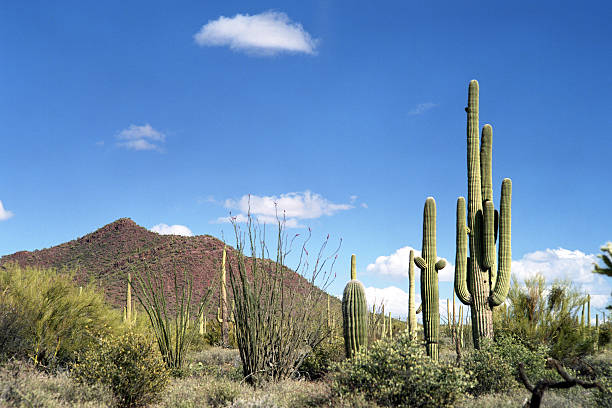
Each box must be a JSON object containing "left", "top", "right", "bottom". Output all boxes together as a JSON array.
[
  {"left": 414, "top": 197, "right": 446, "bottom": 361},
  {"left": 455, "top": 80, "right": 512, "bottom": 349},
  {"left": 342, "top": 254, "right": 368, "bottom": 358},
  {"left": 408, "top": 249, "right": 417, "bottom": 340}
]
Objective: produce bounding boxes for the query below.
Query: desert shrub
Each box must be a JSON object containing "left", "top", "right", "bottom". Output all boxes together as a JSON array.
[
  {"left": 499, "top": 275, "right": 597, "bottom": 360},
  {"left": 332, "top": 332, "right": 472, "bottom": 407},
  {"left": 298, "top": 335, "right": 345, "bottom": 380},
  {"left": 72, "top": 331, "right": 169, "bottom": 408},
  {"left": 0, "top": 263, "right": 118, "bottom": 368},
  {"left": 462, "top": 334, "right": 549, "bottom": 396},
  {"left": 599, "top": 322, "right": 612, "bottom": 349},
  {"left": 205, "top": 378, "right": 242, "bottom": 407},
  {"left": 577, "top": 352, "right": 612, "bottom": 407},
  {"left": 0, "top": 359, "right": 114, "bottom": 408}
]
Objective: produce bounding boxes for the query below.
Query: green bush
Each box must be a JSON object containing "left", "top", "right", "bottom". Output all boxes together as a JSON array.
[
  {"left": 299, "top": 335, "right": 345, "bottom": 380},
  {"left": 332, "top": 332, "right": 472, "bottom": 407},
  {"left": 72, "top": 331, "right": 169, "bottom": 408},
  {"left": 599, "top": 322, "right": 612, "bottom": 349},
  {"left": 0, "top": 263, "right": 118, "bottom": 368},
  {"left": 461, "top": 334, "right": 549, "bottom": 396}
]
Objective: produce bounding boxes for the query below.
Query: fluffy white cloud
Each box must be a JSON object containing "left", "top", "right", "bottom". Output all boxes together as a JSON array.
[
  {"left": 363, "top": 285, "right": 462, "bottom": 324},
  {"left": 366, "top": 246, "right": 611, "bottom": 313},
  {"left": 366, "top": 246, "right": 454, "bottom": 282},
  {"left": 408, "top": 102, "right": 438, "bottom": 115},
  {"left": 512, "top": 248, "right": 611, "bottom": 310},
  {"left": 116, "top": 124, "right": 165, "bottom": 151},
  {"left": 150, "top": 224, "right": 194, "bottom": 236},
  {"left": 365, "top": 286, "right": 414, "bottom": 319},
  {"left": 0, "top": 200, "right": 14, "bottom": 221},
  {"left": 218, "top": 191, "right": 353, "bottom": 228},
  {"left": 194, "top": 11, "right": 317, "bottom": 55}
]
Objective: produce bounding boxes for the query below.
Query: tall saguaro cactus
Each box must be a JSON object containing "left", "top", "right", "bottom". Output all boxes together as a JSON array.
[
  {"left": 455, "top": 80, "right": 512, "bottom": 349},
  {"left": 414, "top": 197, "right": 446, "bottom": 361},
  {"left": 342, "top": 254, "right": 368, "bottom": 358},
  {"left": 408, "top": 249, "right": 417, "bottom": 340}
]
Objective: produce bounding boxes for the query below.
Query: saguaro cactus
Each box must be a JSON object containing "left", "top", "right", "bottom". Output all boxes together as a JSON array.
[
  {"left": 342, "top": 254, "right": 368, "bottom": 358},
  {"left": 408, "top": 249, "right": 417, "bottom": 340},
  {"left": 414, "top": 197, "right": 446, "bottom": 361},
  {"left": 217, "top": 246, "right": 230, "bottom": 347},
  {"left": 455, "top": 80, "right": 512, "bottom": 349}
]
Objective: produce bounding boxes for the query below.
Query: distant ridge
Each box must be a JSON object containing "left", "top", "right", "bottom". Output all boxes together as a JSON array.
[{"left": 1, "top": 218, "right": 323, "bottom": 313}]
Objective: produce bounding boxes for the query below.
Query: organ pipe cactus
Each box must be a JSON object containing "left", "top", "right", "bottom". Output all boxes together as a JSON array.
[
  {"left": 408, "top": 249, "right": 417, "bottom": 340},
  {"left": 455, "top": 80, "right": 512, "bottom": 349},
  {"left": 414, "top": 197, "right": 446, "bottom": 361},
  {"left": 342, "top": 254, "right": 368, "bottom": 358}
]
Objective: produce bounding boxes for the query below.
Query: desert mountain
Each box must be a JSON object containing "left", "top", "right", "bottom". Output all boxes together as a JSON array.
[{"left": 0, "top": 218, "right": 326, "bottom": 314}]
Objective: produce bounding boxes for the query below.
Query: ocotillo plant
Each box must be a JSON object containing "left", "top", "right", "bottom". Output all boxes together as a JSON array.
[
  {"left": 217, "top": 246, "right": 230, "bottom": 347},
  {"left": 342, "top": 254, "right": 368, "bottom": 358},
  {"left": 455, "top": 80, "right": 512, "bottom": 349},
  {"left": 414, "top": 197, "right": 446, "bottom": 361},
  {"left": 408, "top": 249, "right": 417, "bottom": 340}
]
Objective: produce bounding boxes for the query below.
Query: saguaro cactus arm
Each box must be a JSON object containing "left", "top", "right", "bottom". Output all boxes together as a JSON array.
[
  {"left": 455, "top": 197, "right": 472, "bottom": 305},
  {"left": 489, "top": 178, "right": 512, "bottom": 306}
]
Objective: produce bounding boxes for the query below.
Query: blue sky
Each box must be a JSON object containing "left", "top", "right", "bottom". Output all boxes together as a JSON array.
[{"left": 1, "top": 1, "right": 611, "bottom": 319}]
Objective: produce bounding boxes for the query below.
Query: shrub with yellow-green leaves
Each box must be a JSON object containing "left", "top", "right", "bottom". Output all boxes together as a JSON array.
[
  {"left": 72, "top": 332, "right": 169, "bottom": 408},
  {"left": 0, "top": 263, "right": 118, "bottom": 368},
  {"left": 332, "top": 332, "right": 473, "bottom": 407}
]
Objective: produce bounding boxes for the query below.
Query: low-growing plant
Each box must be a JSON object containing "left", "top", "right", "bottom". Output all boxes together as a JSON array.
[
  {"left": 462, "top": 334, "right": 550, "bottom": 396},
  {"left": 298, "top": 334, "right": 345, "bottom": 380},
  {"left": 72, "top": 331, "right": 169, "bottom": 408},
  {"left": 332, "top": 331, "right": 473, "bottom": 407},
  {"left": 0, "top": 263, "right": 118, "bottom": 368}
]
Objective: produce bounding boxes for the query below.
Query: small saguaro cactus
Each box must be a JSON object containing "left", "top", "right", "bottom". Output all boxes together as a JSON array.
[
  {"left": 587, "top": 295, "right": 591, "bottom": 328},
  {"left": 199, "top": 312, "right": 207, "bottom": 335},
  {"left": 455, "top": 80, "right": 513, "bottom": 349},
  {"left": 342, "top": 254, "right": 368, "bottom": 358},
  {"left": 217, "top": 246, "right": 230, "bottom": 347},
  {"left": 414, "top": 197, "right": 446, "bottom": 361},
  {"left": 408, "top": 249, "right": 417, "bottom": 340}
]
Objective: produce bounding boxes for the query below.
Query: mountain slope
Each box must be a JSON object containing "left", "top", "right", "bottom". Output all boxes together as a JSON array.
[{"left": 1, "top": 218, "right": 328, "bottom": 314}]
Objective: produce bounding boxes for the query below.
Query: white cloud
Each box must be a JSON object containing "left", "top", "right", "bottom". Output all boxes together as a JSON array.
[
  {"left": 512, "top": 248, "right": 611, "bottom": 311},
  {"left": 409, "top": 102, "right": 438, "bottom": 115},
  {"left": 361, "top": 203, "right": 368, "bottom": 209},
  {"left": 194, "top": 11, "right": 317, "bottom": 55},
  {"left": 150, "top": 223, "right": 194, "bottom": 236},
  {"left": 366, "top": 246, "right": 611, "bottom": 313},
  {"left": 0, "top": 200, "right": 14, "bottom": 221},
  {"left": 364, "top": 286, "right": 459, "bottom": 323},
  {"left": 365, "top": 286, "right": 414, "bottom": 319},
  {"left": 366, "top": 246, "right": 453, "bottom": 282},
  {"left": 116, "top": 124, "right": 165, "bottom": 151},
  {"left": 218, "top": 191, "right": 353, "bottom": 228}
]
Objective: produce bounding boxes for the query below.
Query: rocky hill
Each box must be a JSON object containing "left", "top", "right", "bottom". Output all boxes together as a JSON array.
[{"left": 0, "top": 218, "right": 329, "bottom": 314}]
